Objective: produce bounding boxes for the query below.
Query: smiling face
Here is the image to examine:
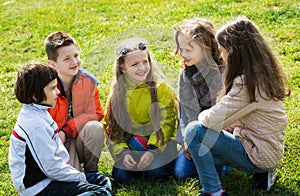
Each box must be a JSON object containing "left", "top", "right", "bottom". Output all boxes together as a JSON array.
[
  {"left": 121, "top": 50, "right": 150, "bottom": 84},
  {"left": 177, "top": 33, "right": 204, "bottom": 67},
  {"left": 39, "top": 79, "right": 60, "bottom": 107},
  {"left": 49, "top": 44, "right": 81, "bottom": 79}
]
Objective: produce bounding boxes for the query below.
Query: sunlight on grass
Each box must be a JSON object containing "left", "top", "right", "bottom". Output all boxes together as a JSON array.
[{"left": 1, "top": 0, "right": 299, "bottom": 195}]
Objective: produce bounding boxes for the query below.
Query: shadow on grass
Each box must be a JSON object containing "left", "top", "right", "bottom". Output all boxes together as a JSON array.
[
  {"left": 221, "top": 169, "right": 299, "bottom": 196},
  {"left": 111, "top": 176, "right": 200, "bottom": 196},
  {"left": 109, "top": 169, "right": 299, "bottom": 196}
]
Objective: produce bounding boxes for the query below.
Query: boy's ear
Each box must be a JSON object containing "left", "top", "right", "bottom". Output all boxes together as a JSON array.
[
  {"left": 32, "top": 94, "right": 38, "bottom": 102},
  {"left": 48, "top": 60, "right": 56, "bottom": 67}
]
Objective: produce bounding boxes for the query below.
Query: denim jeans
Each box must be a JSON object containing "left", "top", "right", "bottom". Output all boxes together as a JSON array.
[
  {"left": 174, "top": 148, "right": 231, "bottom": 180},
  {"left": 174, "top": 148, "right": 198, "bottom": 180},
  {"left": 112, "top": 140, "right": 177, "bottom": 183},
  {"left": 37, "top": 172, "right": 112, "bottom": 196},
  {"left": 112, "top": 160, "right": 174, "bottom": 183},
  {"left": 185, "top": 123, "right": 265, "bottom": 193}
]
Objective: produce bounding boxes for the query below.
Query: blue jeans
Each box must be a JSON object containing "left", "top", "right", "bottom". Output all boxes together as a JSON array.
[
  {"left": 112, "top": 160, "right": 174, "bottom": 183},
  {"left": 174, "top": 148, "right": 198, "bottom": 180},
  {"left": 112, "top": 140, "right": 177, "bottom": 183},
  {"left": 185, "top": 123, "right": 265, "bottom": 193},
  {"left": 37, "top": 172, "right": 112, "bottom": 196},
  {"left": 174, "top": 148, "right": 231, "bottom": 180}
]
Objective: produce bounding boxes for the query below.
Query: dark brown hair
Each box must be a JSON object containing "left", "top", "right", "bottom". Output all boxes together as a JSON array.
[
  {"left": 173, "top": 18, "right": 224, "bottom": 70},
  {"left": 216, "top": 16, "right": 290, "bottom": 102},
  {"left": 44, "top": 31, "right": 77, "bottom": 61},
  {"left": 14, "top": 62, "right": 58, "bottom": 104}
]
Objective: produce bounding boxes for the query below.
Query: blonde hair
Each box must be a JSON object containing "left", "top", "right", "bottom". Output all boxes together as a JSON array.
[{"left": 173, "top": 18, "right": 224, "bottom": 70}]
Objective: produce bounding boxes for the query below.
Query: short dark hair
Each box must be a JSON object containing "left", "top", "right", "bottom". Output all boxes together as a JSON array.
[
  {"left": 14, "top": 62, "right": 58, "bottom": 104},
  {"left": 44, "top": 31, "right": 77, "bottom": 61}
]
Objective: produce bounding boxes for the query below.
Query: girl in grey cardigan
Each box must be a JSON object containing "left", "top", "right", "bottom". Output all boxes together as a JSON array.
[{"left": 172, "top": 18, "right": 226, "bottom": 180}]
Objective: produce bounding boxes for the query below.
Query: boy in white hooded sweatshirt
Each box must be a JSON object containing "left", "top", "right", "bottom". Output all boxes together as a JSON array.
[{"left": 9, "top": 62, "right": 111, "bottom": 196}]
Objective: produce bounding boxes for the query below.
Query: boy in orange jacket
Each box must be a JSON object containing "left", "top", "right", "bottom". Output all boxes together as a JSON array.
[{"left": 45, "top": 31, "right": 104, "bottom": 172}]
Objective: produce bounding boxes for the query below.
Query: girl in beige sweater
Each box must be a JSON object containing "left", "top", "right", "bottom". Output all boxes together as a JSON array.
[{"left": 185, "top": 17, "right": 290, "bottom": 196}]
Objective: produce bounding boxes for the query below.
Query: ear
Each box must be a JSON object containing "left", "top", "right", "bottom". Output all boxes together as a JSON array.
[
  {"left": 120, "top": 64, "right": 126, "bottom": 73},
  {"left": 32, "top": 94, "right": 38, "bottom": 102},
  {"left": 48, "top": 60, "right": 56, "bottom": 68}
]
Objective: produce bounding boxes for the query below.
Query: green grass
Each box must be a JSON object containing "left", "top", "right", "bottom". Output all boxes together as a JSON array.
[{"left": 1, "top": 0, "right": 299, "bottom": 195}]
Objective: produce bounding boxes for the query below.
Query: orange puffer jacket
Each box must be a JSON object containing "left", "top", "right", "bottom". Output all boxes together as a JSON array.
[{"left": 48, "top": 72, "right": 104, "bottom": 138}]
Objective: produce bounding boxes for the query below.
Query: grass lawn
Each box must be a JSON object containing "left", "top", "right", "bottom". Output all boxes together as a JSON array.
[{"left": 0, "top": 0, "right": 299, "bottom": 195}]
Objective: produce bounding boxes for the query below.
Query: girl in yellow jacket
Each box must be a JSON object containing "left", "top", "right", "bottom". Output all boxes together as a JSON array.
[{"left": 104, "top": 37, "right": 178, "bottom": 183}]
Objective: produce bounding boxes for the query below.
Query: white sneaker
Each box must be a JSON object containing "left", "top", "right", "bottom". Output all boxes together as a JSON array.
[
  {"left": 253, "top": 168, "right": 276, "bottom": 191},
  {"left": 267, "top": 168, "right": 276, "bottom": 191}
]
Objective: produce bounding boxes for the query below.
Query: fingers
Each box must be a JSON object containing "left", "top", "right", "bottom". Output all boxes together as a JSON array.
[
  {"left": 184, "top": 149, "right": 192, "bottom": 160},
  {"left": 137, "top": 151, "right": 154, "bottom": 170},
  {"left": 123, "top": 154, "right": 136, "bottom": 169},
  {"left": 183, "top": 142, "right": 192, "bottom": 160}
]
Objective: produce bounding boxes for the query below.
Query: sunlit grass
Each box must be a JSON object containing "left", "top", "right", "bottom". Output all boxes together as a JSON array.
[{"left": 1, "top": 0, "right": 299, "bottom": 195}]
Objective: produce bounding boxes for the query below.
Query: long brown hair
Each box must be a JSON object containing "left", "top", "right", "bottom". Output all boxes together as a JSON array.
[
  {"left": 173, "top": 18, "right": 224, "bottom": 70},
  {"left": 216, "top": 16, "right": 290, "bottom": 102},
  {"left": 104, "top": 38, "right": 166, "bottom": 146}
]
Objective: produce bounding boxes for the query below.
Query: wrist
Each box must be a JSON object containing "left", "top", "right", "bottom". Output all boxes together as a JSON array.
[
  {"left": 148, "top": 145, "right": 159, "bottom": 155},
  {"left": 121, "top": 149, "right": 131, "bottom": 160}
]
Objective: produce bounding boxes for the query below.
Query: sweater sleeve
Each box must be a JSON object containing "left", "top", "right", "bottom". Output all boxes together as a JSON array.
[
  {"left": 178, "top": 72, "right": 200, "bottom": 123},
  {"left": 106, "top": 138, "right": 129, "bottom": 162},
  {"left": 65, "top": 81, "right": 104, "bottom": 138},
  {"left": 178, "top": 72, "right": 201, "bottom": 143},
  {"left": 198, "top": 76, "right": 257, "bottom": 131}
]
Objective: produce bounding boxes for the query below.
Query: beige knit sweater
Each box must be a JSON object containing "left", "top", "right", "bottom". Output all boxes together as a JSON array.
[{"left": 198, "top": 75, "right": 288, "bottom": 170}]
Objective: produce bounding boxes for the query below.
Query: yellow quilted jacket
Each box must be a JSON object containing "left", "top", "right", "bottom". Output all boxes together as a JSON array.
[{"left": 108, "top": 79, "right": 178, "bottom": 161}]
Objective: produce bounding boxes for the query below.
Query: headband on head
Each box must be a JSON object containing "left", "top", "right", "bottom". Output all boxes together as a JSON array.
[{"left": 120, "top": 42, "right": 147, "bottom": 57}]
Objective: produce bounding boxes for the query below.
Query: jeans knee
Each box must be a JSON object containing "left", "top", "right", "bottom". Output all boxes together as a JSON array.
[
  {"left": 185, "top": 122, "right": 207, "bottom": 147},
  {"left": 174, "top": 165, "right": 187, "bottom": 180}
]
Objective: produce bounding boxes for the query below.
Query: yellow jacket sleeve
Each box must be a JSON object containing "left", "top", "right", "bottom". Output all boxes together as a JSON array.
[{"left": 148, "top": 83, "right": 177, "bottom": 147}]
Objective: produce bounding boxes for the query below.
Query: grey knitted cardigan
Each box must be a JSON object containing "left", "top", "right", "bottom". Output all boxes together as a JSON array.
[{"left": 176, "top": 62, "right": 223, "bottom": 144}]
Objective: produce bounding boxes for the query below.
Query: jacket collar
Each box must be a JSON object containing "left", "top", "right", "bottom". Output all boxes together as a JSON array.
[
  {"left": 125, "top": 77, "right": 148, "bottom": 90},
  {"left": 22, "top": 103, "right": 53, "bottom": 111},
  {"left": 57, "top": 74, "right": 79, "bottom": 97}
]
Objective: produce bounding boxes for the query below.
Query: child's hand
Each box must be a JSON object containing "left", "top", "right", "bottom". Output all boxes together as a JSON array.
[
  {"left": 183, "top": 142, "right": 192, "bottom": 160},
  {"left": 58, "top": 130, "right": 66, "bottom": 143},
  {"left": 224, "top": 124, "right": 241, "bottom": 133},
  {"left": 123, "top": 154, "right": 137, "bottom": 169},
  {"left": 137, "top": 151, "right": 154, "bottom": 170}
]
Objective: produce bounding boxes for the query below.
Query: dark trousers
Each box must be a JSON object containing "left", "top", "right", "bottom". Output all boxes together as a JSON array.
[
  {"left": 112, "top": 140, "right": 177, "bottom": 183},
  {"left": 37, "top": 172, "right": 112, "bottom": 196}
]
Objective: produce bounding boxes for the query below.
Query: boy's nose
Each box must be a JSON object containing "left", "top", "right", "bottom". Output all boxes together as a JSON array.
[{"left": 71, "top": 57, "right": 80, "bottom": 64}]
